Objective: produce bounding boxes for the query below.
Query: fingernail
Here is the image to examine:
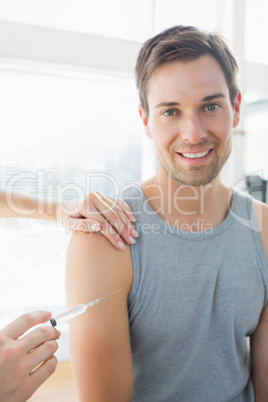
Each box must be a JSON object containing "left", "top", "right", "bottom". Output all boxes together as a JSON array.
[
  {"left": 128, "top": 236, "right": 136, "bottom": 244},
  {"left": 57, "top": 330, "right": 61, "bottom": 338},
  {"left": 130, "top": 228, "right": 139, "bottom": 238},
  {"left": 90, "top": 223, "right": 102, "bottom": 232},
  {"left": 126, "top": 212, "right": 136, "bottom": 222},
  {"left": 117, "top": 240, "right": 125, "bottom": 249}
]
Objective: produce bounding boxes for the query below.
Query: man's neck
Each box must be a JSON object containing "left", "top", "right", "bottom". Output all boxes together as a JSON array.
[{"left": 141, "top": 172, "right": 232, "bottom": 232}]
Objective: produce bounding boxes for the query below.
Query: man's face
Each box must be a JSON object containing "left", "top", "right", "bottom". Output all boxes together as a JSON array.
[{"left": 139, "top": 55, "right": 241, "bottom": 186}]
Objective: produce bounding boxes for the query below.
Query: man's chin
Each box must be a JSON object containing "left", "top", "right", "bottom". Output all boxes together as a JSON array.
[
  {"left": 168, "top": 167, "right": 220, "bottom": 187},
  {"left": 173, "top": 177, "right": 216, "bottom": 187}
]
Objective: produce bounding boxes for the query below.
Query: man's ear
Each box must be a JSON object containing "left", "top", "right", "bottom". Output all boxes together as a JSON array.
[
  {"left": 233, "top": 91, "right": 242, "bottom": 128},
  {"left": 139, "top": 105, "right": 152, "bottom": 139}
]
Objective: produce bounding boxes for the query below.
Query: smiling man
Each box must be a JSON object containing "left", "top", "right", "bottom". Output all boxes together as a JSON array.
[{"left": 66, "top": 26, "right": 268, "bottom": 401}]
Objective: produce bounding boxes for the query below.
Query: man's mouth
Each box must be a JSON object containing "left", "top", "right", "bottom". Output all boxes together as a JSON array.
[{"left": 180, "top": 150, "right": 210, "bottom": 159}]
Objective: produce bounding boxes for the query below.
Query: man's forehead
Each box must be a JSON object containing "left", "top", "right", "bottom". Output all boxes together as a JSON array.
[
  {"left": 147, "top": 56, "right": 229, "bottom": 104},
  {"left": 148, "top": 55, "right": 225, "bottom": 87}
]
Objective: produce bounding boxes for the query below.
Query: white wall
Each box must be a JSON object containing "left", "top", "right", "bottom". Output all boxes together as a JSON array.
[{"left": 245, "top": 61, "right": 268, "bottom": 95}]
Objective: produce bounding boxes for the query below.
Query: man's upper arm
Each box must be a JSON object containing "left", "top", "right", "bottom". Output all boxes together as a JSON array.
[
  {"left": 254, "top": 200, "right": 268, "bottom": 257},
  {"left": 251, "top": 201, "right": 268, "bottom": 400},
  {"left": 66, "top": 232, "right": 134, "bottom": 402}
]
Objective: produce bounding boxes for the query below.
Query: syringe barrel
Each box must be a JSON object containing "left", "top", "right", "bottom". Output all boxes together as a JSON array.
[{"left": 51, "top": 304, "right": 87, "bottom": 326}]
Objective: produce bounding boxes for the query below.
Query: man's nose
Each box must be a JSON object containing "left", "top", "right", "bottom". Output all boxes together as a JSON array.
[{"left": 179, "top": 114, "right": 207, "bottom": 143}]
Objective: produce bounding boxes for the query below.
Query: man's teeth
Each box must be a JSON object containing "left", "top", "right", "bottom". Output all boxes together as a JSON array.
[{"left": 181, "top": 150, "right": 209, "bottom": 159}]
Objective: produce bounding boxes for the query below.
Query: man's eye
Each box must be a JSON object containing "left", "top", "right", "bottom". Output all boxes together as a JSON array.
[
  {"left": 163, "top": 109, "right": 176, "bottom": 116},
  {"left": 206, "top": 104, "right": 219, "bottom": 112}
]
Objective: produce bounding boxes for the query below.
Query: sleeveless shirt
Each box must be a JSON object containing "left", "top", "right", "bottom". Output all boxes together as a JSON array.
[{"left": 122, "top": 184, "right": 268, "bottom": 402}]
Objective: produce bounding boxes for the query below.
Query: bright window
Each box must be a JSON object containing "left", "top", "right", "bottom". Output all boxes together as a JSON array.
[
  {"left": 245, "top": 0, "right": 268, "bottom": 65},
  {"left": 244, "top": 100, "right": 268, "bottom": 180},
  {"left": 154, "top": 0, "right": 217, "bottom": 33},
  {"left": 0, "top": 66, "right": 142, "bottom": 323}
]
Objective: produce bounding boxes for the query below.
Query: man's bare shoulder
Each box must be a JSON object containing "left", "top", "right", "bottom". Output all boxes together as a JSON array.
[
  {"left": 66, "top": 232, "right": 133, "bottom": 303},
  {"left": 254, "top": 200, "right": 268, "bottom": 258},
  {"left": 68, "top": 231, "right": 131, "bottom": 265}
]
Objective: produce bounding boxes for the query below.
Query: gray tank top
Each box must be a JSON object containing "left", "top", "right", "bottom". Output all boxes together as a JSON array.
[{"left": 122, "top": 184, "right": 268, "bottom": 402}]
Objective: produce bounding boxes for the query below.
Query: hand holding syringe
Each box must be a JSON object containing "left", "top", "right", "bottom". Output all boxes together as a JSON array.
[{"left": 50, "top": 288, "right": 122, "bottom": 327}]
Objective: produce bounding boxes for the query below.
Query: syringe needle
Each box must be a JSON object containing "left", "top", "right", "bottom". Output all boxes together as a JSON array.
[
  {"left": 50, "top": 288, "right": 122, "bottom": 327},
  {"left": 100, "top": 288, "right": 122, "bottom": 300},
  {"left": 86, "top": 288, "right": 122, "bottom": 307}
]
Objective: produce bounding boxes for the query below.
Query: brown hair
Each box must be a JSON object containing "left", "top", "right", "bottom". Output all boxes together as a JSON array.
[{"left": 135, "top": 25, "right": 239, "bottom": 115}]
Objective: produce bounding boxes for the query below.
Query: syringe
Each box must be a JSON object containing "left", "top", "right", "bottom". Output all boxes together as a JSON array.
[{"left": 50, "top": 288, "right": 122, "bottom": 327}]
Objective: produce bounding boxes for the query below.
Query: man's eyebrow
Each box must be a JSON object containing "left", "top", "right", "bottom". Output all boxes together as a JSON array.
[
  {"left": 201, "top": 93, "right": 226, "bottom": 102},
  {"left": 154, "top": 94, "right": 226, "bottom": 109},
  {"left": 154, "top": 102, "right": 180, "bottom": 109}
]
